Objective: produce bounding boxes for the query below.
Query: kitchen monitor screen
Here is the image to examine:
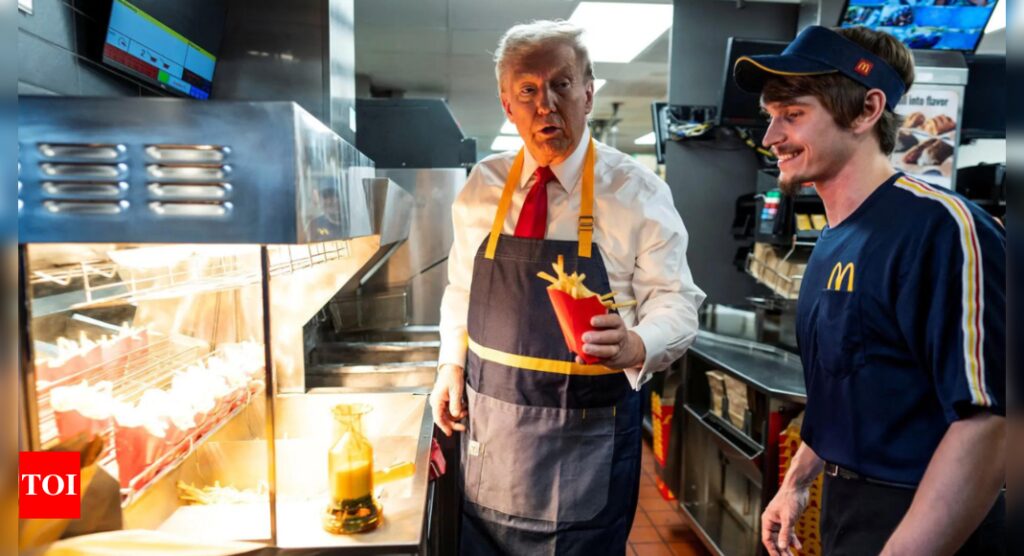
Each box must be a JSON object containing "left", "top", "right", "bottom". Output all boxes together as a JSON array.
[
  {"left": 103, "top": 0, "right": 226, "bottom": 99},
  {"left": 839, "top": 0, "right": 1000, "bottom": 52},
  {"left": 718, "top": 38, "right": 788, "bottom": 128}
]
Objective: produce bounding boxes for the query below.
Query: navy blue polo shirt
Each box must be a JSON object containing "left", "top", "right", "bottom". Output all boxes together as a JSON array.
[{"left": 797, "top": 172, "right": 1005, "bottom": 486}]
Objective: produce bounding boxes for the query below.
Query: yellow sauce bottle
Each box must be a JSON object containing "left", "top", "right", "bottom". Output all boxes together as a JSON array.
[{"left": 323, "top": 403, "right": 382, "bottom": 534}]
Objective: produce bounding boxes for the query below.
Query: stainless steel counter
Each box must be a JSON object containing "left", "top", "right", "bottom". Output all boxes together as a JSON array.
[
  {"left": 273, "top": 392, "right": 433, "bottom": 552},
  {"left": 152, "top": 392, "right": 435, "bottom": 553},
  {"left": 689, "top": 331, "right": 806, "bottom": 403}
]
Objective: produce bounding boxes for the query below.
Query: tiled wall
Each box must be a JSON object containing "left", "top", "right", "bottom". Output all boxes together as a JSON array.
[{"left": 17, "top": 0, "right": 167, "bottom": 97}]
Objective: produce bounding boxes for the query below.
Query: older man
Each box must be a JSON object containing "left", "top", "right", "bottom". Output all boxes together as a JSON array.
[{"left": 430, "top": 20, "right": 704, "bottom": 554}]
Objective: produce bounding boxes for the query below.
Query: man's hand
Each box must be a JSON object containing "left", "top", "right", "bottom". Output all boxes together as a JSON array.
[
  {"left": 577, "top": 314, "right": 646, "bottom": 369},
  {"left": 430, "top": 364, "right": 466, "bottom": 437},
  {"left": 761, "top": 486, "right": 808, "bottom": 556}
]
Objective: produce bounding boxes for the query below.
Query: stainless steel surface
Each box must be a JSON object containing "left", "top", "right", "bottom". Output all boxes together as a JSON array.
[
  {"left": 363, "top": 178, "right": 415, "bottom": 247},
  {"left": 327, "top": 286, "right": 410, "bottom": 333},
  {"left": 18, "top": 97, "right": 374, "bottom": 244},
  {"left": 40, "top": 143, "right": 125, "bottom": 160},
  {"left": 268, "top": 236, "right": 383, "bottom": 393},
  {"left": 330, "top": 325, "right": 441, "bottom": 344},
  {"left": 408, "top": 263, "right": 448, "bottom": 327},
  {"left": 272, "top": 392, "right": 433, "bottom": 550},
  {"left": 43, "top": 182, "right": 127, "bottom": 197},
  {"left": 309, "top": 326, "right": 439, "bottom": 391},
  {"left": 308, "top": 337, "right": 438, "bottom": 391},
  {"left": 307, "top": 362, "right": 436, "bottom": 392},
  {"left": 214, "top": 0, "right": 356, "bottom": 144},
  {"left": 690, "top": 331, "right": 806, "bottom": 402},
  {"left": 367, "top": 168, "right": 465, "bottom": 325},
  {"left": 315, "top": 340, "right": 439, "bottom": 365}
]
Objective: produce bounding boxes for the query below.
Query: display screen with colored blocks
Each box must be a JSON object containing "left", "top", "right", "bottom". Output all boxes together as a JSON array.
[{"left": 102, "top": 0, "right": 217, "bottom": 100}]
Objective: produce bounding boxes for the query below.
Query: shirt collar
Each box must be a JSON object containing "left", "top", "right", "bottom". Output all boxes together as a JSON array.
[{"left": 519, "top": 126, "right": 591, "bottom": 194}]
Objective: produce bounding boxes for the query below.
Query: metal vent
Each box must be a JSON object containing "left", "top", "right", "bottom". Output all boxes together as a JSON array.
[
  {"left": 43, "top": 200, "right": 129, "bottom": 215},
  {"left": 40, "top": 162, "right": 128, "bottom": 179},
  {"left": 147, "top": 183, "right": 231, "bottom": 199},
  {"left": 38, "top": 143, "right": 126, "bottom": 160},
  {"left": 42, "top": 181, "right": 127, "bottom": 198},
  {"left": 142, "top": 145, "right": 232, "bottom": 214},
  {"left": 146, "top": 164, "right": 230, "bottom": 180},
  {"left": 145, "top": 144, "right": 229, "bottom": 163},
  {"left": 148, "top": 201, "right": 232, "bottom": 217}
]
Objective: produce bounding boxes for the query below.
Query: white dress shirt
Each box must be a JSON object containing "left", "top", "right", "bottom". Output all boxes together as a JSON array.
[{"left": 438, "top": 128, "right": 705, "bottom": 389}]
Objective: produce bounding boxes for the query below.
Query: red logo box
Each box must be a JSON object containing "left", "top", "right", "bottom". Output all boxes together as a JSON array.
[
  {"left": 854, "top": 59, "right": 874, "bottom": 77},
  {"left": 19, "top": 452, "right": 81, "bottom": 519}
]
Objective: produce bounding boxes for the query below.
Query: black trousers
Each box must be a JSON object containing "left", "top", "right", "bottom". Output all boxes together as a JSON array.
[{"left": 820, "top": 474, "right": 1005, "bottom": 555}]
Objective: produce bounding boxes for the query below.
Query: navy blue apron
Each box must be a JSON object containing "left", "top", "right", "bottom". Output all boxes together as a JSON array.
[{"left": 459, "top": 141, "right": 643, "bottom": 555}]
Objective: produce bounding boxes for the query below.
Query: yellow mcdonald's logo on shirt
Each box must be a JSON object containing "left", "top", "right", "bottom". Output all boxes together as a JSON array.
[{"left": 827, "top": 262, "right": 855, "bottom": 292}]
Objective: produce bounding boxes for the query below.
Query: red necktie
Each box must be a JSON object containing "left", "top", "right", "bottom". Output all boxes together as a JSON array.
[{"left": 514, "top": 166, "right": 554, "bottom": 238}]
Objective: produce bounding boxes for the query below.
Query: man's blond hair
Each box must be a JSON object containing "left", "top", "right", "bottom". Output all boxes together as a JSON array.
[{"left": 493, "top": 20, "right": 595, "bottom": 93}]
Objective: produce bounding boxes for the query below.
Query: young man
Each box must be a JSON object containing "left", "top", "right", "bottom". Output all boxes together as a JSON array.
[
  {"left": 431, "top": 20, "right": 704, "bottom": 555},
  {"left": 734, "top": 26, "right": 1006, "bottom": 556}
]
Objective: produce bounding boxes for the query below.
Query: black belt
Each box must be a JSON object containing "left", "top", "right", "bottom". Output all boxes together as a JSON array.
[{"left": 823, "top": 462, "right": 917, "bottom": 490}]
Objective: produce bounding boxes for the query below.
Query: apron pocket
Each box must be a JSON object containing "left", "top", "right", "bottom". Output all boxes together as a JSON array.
[{"left": 463, "top": 387, "right": 615, "bottom": 523}]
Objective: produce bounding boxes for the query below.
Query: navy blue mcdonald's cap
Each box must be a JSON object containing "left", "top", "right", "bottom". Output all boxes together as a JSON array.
[{"left": 734, "top": 26, "right": 907, "bottom": 111}]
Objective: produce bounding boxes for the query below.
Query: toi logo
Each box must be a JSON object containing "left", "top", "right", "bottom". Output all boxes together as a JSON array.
[{"left": 19, "top": 452, "right": 81, "bottom": 519}]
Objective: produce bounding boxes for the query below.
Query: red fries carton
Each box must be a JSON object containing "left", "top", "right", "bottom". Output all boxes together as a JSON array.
[{"left": 547, "top": 288, "right": 608, "bottom": 365}]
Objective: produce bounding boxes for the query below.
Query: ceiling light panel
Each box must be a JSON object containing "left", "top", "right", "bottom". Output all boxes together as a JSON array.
[
  {"left": 490, "top": 135, "right": 525, "bottom": 151},
  {"left": 634, "top": 131, "right": 656, "bottom": 145},
  {"left": 569, "top": 2, "right": 673, "bottom": 63}
]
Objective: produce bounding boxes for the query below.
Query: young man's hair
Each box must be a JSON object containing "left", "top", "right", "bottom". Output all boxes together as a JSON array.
[{"left": 762, "top": 27, "right": 915, "bottom": 154}]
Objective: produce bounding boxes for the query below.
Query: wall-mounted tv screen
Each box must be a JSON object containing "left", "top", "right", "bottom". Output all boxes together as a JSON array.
[
  {"left": 839, "top": 0, "right": 1000, "bottom": 52},
  {"left": 103, "top": 0, "right": 226, "bottom": 99}
]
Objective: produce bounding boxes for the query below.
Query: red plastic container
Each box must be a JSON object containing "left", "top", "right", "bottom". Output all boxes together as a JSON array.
[
  {"left": 35, "top": 356, "right": 83, "bottom": 384},
  {"left": 54, "top": 410, "right": 111, "bottom": 443},
  {"left": 547, "top": 288, "right": 608, "bottom": 365},
  {"left": 100, "top": 336, "right": 129, "bottom": 378},
  {"left": 114, "top": 423, "right": 170, "bottom": 489}
]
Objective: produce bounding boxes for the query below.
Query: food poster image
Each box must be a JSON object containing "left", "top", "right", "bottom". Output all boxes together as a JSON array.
[{"left": 893, "top": 87, "right": 960, "bottom": 189}]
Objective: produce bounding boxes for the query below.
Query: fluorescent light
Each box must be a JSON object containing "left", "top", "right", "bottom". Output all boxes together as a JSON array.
[
  {"left": 593, "top": 79, "right": 607, "bottom": 94},
  {"left": 985, "top": 0, "right": 1005, "bottom": 33},
  {"left": 569, "top": 2, "right": 673, "bottom": 63},
  {"left": 634, "top": 132, "right": 656, "bottom": 145},
  {"left": 491, "top": 135, "right": 524, "bottom": 151}
]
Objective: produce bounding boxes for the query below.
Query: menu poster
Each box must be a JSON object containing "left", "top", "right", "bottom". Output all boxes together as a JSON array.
[{"left": 892, "top": 87, "right": 960, "bottom": 189}]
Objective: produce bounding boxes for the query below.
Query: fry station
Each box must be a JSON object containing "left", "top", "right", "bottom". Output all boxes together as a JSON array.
[{"left": 15, "top": 0, "right": 1006, "bottom": 555}]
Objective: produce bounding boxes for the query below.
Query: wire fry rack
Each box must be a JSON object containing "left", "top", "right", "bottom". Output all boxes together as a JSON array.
[
  {"left": 28, "top": 241, "right": 351, "bottom": 312},
  {"left": 35, "top": 334, "right": 266, "bottom": 505}
]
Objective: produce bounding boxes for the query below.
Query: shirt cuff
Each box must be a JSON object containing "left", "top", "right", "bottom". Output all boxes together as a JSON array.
[
  {"left": 437, "top": 331, "right": 468, "bottom": 370},
  {"left": 623, "top": 322, "right": 668, "bottom": 391}
]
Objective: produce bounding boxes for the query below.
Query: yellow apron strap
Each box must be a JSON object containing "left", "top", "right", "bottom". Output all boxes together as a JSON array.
[
  {"left": 484, "top": 149, "right": 525, "bottom": 260},
  {"left": 578, "top": 139, "right": 595, "bottom": 258},
  {"left": 484, "top": 139, "right": 596, "bottom": 260},
  {"left": 468, "top": 337, "right": 619, "bottom": 376}
]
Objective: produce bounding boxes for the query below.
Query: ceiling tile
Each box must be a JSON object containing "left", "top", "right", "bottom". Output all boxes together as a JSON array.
[{"left": 354, "top": 0, "right": 449, "bottom": 27}]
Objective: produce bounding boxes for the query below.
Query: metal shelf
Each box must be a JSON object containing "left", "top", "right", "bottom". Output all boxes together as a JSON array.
[
  {"left": 29, "top": 241, "right": 352, "bottom": 315},
  {"left": 36, "top": 336, "right": 266, "bottom": 505}
]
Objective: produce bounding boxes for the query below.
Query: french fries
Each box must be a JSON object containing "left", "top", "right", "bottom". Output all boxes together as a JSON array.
[{"left": 537, "top": 255, "right": 637, "bottom": 310}]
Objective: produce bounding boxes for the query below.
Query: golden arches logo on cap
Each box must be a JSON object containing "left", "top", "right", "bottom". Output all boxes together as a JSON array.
[{"left": 854, "top": 59, "right": 874, "bottom": 77}]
